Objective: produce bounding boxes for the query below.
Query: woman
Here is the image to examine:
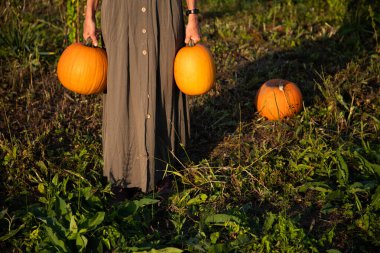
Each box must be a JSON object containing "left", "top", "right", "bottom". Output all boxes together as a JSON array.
[{"left": 83, "top": 0, "right": 201, "bottom": 193}]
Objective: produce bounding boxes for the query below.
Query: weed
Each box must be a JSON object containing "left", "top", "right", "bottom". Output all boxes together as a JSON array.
[{"left": 0, "top": 0, "right": 379, "bottom": 252}]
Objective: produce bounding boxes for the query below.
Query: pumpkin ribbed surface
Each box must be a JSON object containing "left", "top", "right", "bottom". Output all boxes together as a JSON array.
[
  {"left": 174, "top": 44, "right": 215, "bottom": 95},
  {"left": 256, "top": 79, "right": 303, "bottom": 120},
  {"left": 57, "top": 43, "right": 107, "bottom": 95}
]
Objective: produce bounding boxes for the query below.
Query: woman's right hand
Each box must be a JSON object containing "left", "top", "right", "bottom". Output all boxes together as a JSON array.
[
  {"left": 185, "top": 14, "right": 201, "bottom": 45},
  {"left": 83, "top": 16, "right": 98, "bottom": 46},
  {"left": 83, "top": 0, "right": 99, "bottom": 45}
]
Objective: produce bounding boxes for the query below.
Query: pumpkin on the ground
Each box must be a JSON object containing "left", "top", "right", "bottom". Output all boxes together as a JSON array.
[
  {"left": 174, "top": 43, "right": 216, "bottom": 95},
  {"left": 57, "top": 43, "right": 107, "bottom": 95},
  {"left": 255, "top": 79, "right": 303, "bottom": 120}
]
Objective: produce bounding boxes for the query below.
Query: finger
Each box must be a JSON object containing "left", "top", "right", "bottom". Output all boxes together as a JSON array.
[
  {"left": 193, "top": 36, "right": 201, "bottom": 44},
  {"left": 190, "top": 35, "right": 201, "bottom": 44},
  {"left": 184, "top": 36, "right": 191, "bottom": 45},
  {"left": 91, "top": 35, "right": 98, "bottom": 47},
  {"left": 83, "top": 34, "right": 98, "bottom": 47}
]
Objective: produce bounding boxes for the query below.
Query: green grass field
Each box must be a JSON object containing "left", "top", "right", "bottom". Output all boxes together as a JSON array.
[{"left": 1, "top": 0, "right": 379, "bottom": 252}]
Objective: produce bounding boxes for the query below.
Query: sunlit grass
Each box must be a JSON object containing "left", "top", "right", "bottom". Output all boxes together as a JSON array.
[{"left": 0, "top": 0, "right": 379, "bottom": 252}]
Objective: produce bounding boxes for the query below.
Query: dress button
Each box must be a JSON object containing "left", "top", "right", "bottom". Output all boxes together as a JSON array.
[
  {"left": 142, "top": 50, "right": 147, "bottom": 55},
  {"left": 146, "top": 114, "right": 151, "bottom": 119},
  {"left": 142, "top": 28, "right": 147, "bottom": 34},
  {"left": 147, "top": 94, "right": 150, "bottom": 98},
  {"left": 141, "top": 7, "right": 146, "bottom": 13}
]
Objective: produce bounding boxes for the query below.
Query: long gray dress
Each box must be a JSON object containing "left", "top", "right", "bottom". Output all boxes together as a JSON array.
[{"left": 100, "top": 0, "right": 190, "bottom": 192}]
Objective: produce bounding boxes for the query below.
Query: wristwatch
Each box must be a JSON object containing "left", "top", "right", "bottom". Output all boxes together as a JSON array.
[{"left": 186, "top": 8, "right": 200, "bottom": 16}]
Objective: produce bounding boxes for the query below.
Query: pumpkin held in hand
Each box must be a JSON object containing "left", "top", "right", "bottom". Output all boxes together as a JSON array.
[
  {"left": 255, "top": 79, "right": 303, "bottom": 120},
  {"left": 174, "top": 43, "right": 216, "bottom": 95},
  {"left": 57, "top": 43, "right": 107, "bottom": 95}
]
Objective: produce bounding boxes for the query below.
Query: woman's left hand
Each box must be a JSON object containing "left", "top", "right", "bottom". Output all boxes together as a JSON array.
[{"left": 185, "top": 15, "right": 201, "bottom": 45}]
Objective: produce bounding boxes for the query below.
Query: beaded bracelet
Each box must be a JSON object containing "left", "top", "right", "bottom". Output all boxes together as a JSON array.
[{"left": 186, "top": 8, "right": 200, "bottom": 16}]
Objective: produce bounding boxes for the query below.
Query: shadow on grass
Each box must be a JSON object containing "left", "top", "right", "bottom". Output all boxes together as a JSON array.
[{"left": 186, "top": 0, "right": 379, "bottom": 164}]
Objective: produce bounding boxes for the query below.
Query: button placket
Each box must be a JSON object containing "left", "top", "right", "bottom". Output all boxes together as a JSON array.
[
  {"left": 140, "top": 0, "right": 151, "bottom": 163},
  {"left": 141, "top": 4, "right": 149, "bottom": 100},
  {"left": 141, "top": 2, "right": 150, "bottom": 123},
  {"left": 141, "top": 4, "right": 148, "bottom": 57}
]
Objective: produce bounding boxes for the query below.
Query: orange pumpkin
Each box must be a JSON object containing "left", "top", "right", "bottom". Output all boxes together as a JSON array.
[
  {"left": 57, "top": 43, "right": 107, "bottom": 95},
  {"left": 174, "top": 43, "right": 216, "bottom": 95},
  {"left": 255, "top": 79, "right": 303, "bottom": 120}
]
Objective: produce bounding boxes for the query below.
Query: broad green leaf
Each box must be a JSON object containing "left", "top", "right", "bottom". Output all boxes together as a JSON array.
[
  {"left": 80, "top": 187, "right": 92, "bottom": 200},
  {"left": 210, "top": 232, "right": 220, "bottom": 244},
  {"left": 52, "top": 174, "right": 59, "bottom": 186},
  {"left": 36, "top": 160, "right": 48, "bottom": 176},
  {"left": 45, "top": 226, "right": 69, "bottom": 252},
  {"left": 102, "top": 238, "right": 111, "bottom": 250},
  {"left": 70, "top": 215, "right": 78, "bottom": 234},
  {"left": 39, "top": 197, "right": 49, "bottom": 204},
  {"left": 187, "top": 193, "right": 208, "bottom": 205},
  {"left": 87, "top": 195, "right": 102, "bottom": 208},
  {"left": 55, "top": 196, "right": 68, "bottom": 216},
  {"left": 62, "top": 177, "right": 69, "bottom": 196},
  {"left": 45, "top": 217, "right": 68, "bottom": 238},
  {"left": 67, "top": 232, "right": 78, "bottom": 241},
  {"left": 354, "top": 151, "right": 380, "bottom": 177},
  {"left": 356, "top": 213, "right": 370, "bottom": 231},
  {"left": 79, "top": 148, "right": 88, "bottom": 158},
  {"left": 370, "top": 185, "right": 380, "bottom": 211},
  {"left": 84, "top": 212, "right": 105, "bottom": 229},
  {"left": 38, "top": 183, "right": 45, "bottom": 194},
  {"left": 326, "top": 227, "right": 335, "bottom": 244},
  {"left": 374, "top": 165, "right": 380, "bottom": 177},
  {"left": 263, "top": 212, "right": 276, "bottom": 233},
  {"left": 111, "top": 198, "right": 159, "bottom": 218},
  {"left": 205, "top": 214, "right": 241, "bottom": 226},
  {"left": 76, "top": 234, "right": 88, "bottom": 252},
  {"left": 349, "top": 182, "right": 364, "bottom": 189},
  {"left": 117, "top": 201, "right": 138, "bottom": 217},
  {"left": 134, "top": 198, "right": 160, "bottom": 208},
  {"left": 337, "top": 151, "right": 349, "bottom": 186},
  {"left": 298, "top": 182, "right": 332, "bottom": 193}
]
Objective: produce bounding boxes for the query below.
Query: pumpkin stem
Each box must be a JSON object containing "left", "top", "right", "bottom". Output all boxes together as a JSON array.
[
  {"left": 84, "top": 37, "right": 94, "bottom": 47},
  {"left": 188, "top": 38, "right": 195, "bottom": 47}
]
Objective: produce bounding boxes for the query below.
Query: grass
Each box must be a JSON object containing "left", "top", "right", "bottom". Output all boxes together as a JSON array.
[{"left": 1, "top": 0, "right": 379, "bottom": 252}]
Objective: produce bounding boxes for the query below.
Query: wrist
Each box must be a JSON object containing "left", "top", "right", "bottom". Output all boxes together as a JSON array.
[
  {"left": 85, "top": 11, "right": 96, "bottom": 21},
  {"left": 187, "top": 14, "right": 199, "bottom": 22}
]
